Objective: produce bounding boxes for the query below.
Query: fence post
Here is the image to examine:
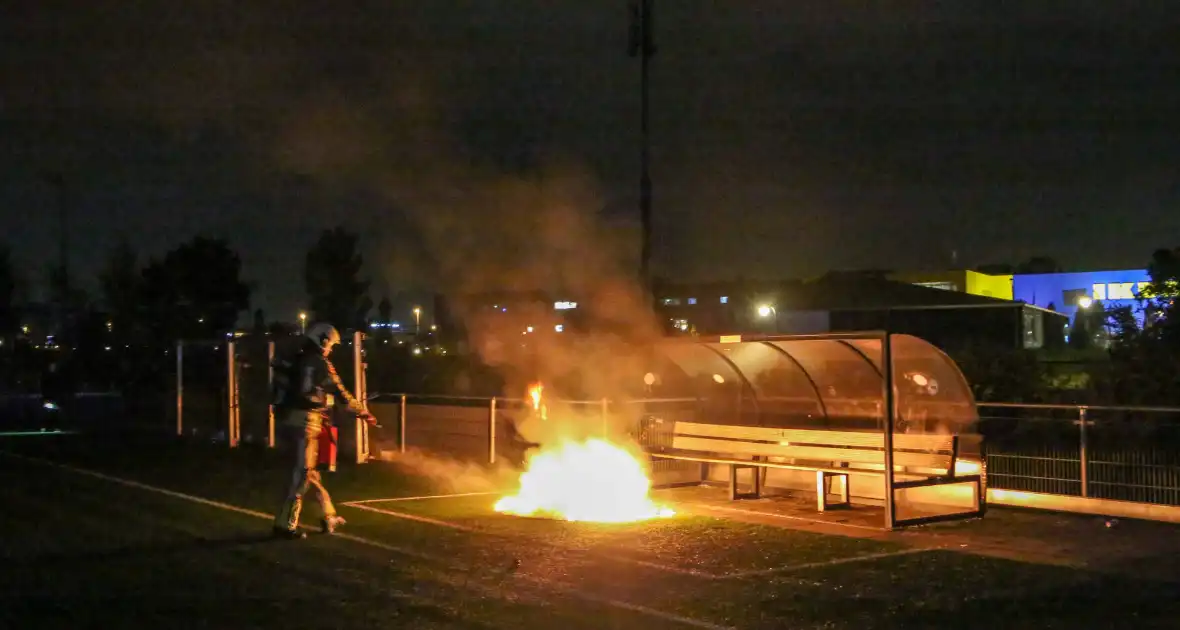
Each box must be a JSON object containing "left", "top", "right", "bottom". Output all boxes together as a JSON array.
[
  {"left": 353, "top": 330, "right": 369, "bottom": 464},
  {"left": 176, "top": 341, "right": 183, "bottom": 437},
  {"left": 399, "top": 394, "right": 407, "bottom": 453},
  {"left": 881, "top": 331, "right": 896, "bottom": 530},
  {"left": 601, "top": 398, "right": 609, "bottom": 439},
  {"left": 227, "top": 340, "right": 239, "bottom": 448},
  {"left": 267, "top": 340, "right": 276, "bottom": 448},
  {"left": 489, "top": 397, "right": 497, "bottom": 465},
  {"left": 1078, "top": 406, "right": 1090, "bottom": 498}
]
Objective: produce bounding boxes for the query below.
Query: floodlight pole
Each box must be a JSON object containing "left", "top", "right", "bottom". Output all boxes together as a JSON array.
[
  {"left": 881, "top": 331, "right": 896, "bottom": 530},
  {"left": 354, "top": 331, "right": 370, "bottom": 464},
  {"left": 489, "top": 397, "right": 498, "bottom": 465},
  {"left": 227, "top": 340, "right": 240, "bottom": 448},
  {"left": 399, "top": 394, "right": 407, "bottom": 453},
  {"left": 267, "top": 340, "right": 276, "bottom": 448},
  {"left": 176, "top": 341, "right": 184, "bottom": 437}
]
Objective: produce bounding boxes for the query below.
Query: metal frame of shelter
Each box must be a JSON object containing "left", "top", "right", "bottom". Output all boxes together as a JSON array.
[
  {"left": 647, "top": 331, "right": 985, "bottom": 530},
  {"left": 176, "top": 331, "right": 372, "bottom": 464}
]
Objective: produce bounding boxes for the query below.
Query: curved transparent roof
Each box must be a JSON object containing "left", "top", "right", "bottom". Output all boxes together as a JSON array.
[{"left": 648, "top": 333, "right": 978, "bottom": 433}]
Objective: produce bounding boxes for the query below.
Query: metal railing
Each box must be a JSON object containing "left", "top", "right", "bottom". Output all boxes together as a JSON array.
[
  {"left": 366, "top": 394, "right": 1180, "bottom": 508},
  {"left": 365, "top": 392, "right": 699, "bottom": 465},
  {"left": 978, "top": 402, "right": 1180, "bottom": 505}
]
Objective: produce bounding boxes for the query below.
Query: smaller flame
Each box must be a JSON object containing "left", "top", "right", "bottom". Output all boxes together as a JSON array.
[{"left": 528, "top": 382, "right": 548, "bottom": 421}]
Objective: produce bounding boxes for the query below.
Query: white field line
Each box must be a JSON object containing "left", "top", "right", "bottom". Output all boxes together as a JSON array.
[
  {"left": 516, "top": 576, "right": 739, "bottom": 630},
  {"left": 0, "top": 451, "right": 731, "bottom": 630},
  {"left": 344, "top": 491, "right": 498, "bottom": 504},
  {"left": 345, "top": 502, "right": 480, "bottom": 532},
  {"left": 683, "top": 501, "right": 885, "bottom": 532},
  {"left": 345, "top": 496, "right": 723, "bottom": 580},
  {"left": 598, "top": 556, "right": 721, "bottom": 580},
  {"left": 722, "top": 547, "right": 936, "bottom": 579},
  {"left": 0, "top": 430, "right": 79, "bottom": 437}
]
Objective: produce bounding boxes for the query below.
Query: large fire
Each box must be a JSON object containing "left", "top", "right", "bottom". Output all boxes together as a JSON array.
[{"left": 494, "top": 383, "right": 674, "bottom": 523}]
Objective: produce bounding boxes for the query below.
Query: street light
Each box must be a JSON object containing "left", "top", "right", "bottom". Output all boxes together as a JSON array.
[
  {"left": 299, "top": 312, "right": 307, "bottom": 334},
  {"left": 1077, "top": 296, "right": 1094, "bottom": 309},
  {"left": 756, "top": 304, "right": 778, "bottom": 334},
  {"left": 413, "top": 306, "right": 421, "bottom": 332}
]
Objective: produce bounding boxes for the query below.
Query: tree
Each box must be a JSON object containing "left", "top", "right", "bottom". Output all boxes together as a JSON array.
[
  {"left": 140, "top": 236, "right": 251, "bottom": 342},
  {"left": 950, "top": 344, "right": 1049, "bottom": 403},
  {"left": 99, "top": 240, "right": 141, "bottom": 343},
  {"left": 253, "top": 309, "right": 266, "bottom": 334},
  {"left": 47, "top": 263, "right": 88, "bottom": 313},
  {"left": 1068, "top": 307, "right": 1093, "bottom": 350},
  {"left": 304, "top": 227, "right": 372, "bottom": 332},
  {"left": 0, "top": 243, "right": 16, "bottom": 338},
  {"left": 1041, "top": 302, "right": 1067, "bottom": 350},
  {"left": 374, "top": 296, "right": 393, "bottom": 341},
  {"left": 1142, "top": 247, "right": 1180, "bottom": 344},
  {"left": 268, "top": 320, "right": 297, "bottom": 337},
  {"left": 1093, "top": 247, "right": 1180, "bottom": 405}
]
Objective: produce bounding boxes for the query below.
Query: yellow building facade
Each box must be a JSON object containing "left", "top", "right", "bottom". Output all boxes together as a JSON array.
[{"left": 888, "top": 270, "right": 1014, "bottom": 301}]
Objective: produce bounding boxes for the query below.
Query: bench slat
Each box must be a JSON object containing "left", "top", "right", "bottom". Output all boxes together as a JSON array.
[
  {"left": 670, "top": 435, "right": 952, "bottom": 469},
  {"left": 650, "top": 453, "right": 946, "bottom": 483},
  {"left": 674, "top": 422, "right": 954, "bottom": 452}
]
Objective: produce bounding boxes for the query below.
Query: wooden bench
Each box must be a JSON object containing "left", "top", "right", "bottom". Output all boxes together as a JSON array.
[{"left": 648, "top": 421, "right": 976, "bottom": 512}]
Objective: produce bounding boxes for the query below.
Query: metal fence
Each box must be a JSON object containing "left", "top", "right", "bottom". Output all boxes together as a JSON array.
[
  {"left": 979, "top": 403, "right": 1180, "bottom": 506},
  {"left": 364, "top": 395, "right": 1180, "bottom": 509},
  {"left": 365, "top": 393, "right": 701, "bottom": 466}
]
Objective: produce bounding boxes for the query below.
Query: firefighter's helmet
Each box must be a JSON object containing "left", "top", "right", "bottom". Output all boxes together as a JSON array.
[{"left": 306, "top": 322, "right": 341, "bottom": 351}]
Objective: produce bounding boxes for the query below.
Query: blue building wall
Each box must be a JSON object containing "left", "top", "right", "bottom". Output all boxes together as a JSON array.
[{"left": 1012, "top": 269, "right": 1151, "bottom": 324}]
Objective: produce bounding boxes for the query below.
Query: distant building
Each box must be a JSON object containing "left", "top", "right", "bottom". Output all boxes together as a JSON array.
[
  {"left": 1012, "top": 269, "right": 1152, "bottom": 326},
  {"left": 887, "top": 270, "right": 1014, "bottom": 300},
  {"left": 436, "top": 274, "right": 1067, "bottom": 353},
  {"left": 655, "top": 277, "right": 1063, "bottom": 350}
]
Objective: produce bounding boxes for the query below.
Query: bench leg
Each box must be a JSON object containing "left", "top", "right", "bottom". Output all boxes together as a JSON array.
[
  {"left": 729, "top": 465, "right": 762, "bottom": 501},
  {"left": 816, "top": 471, "right": 851, "bottom": 512},
  {"left": 816, "top": 470, "right": 827, "bottom": 512}
]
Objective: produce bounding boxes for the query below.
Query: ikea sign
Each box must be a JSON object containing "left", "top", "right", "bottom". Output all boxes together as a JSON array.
[{"left": 1092, "top": 281, "right": 1152, "bottom": 301}]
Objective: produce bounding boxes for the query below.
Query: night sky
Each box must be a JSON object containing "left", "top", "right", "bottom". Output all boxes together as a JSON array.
[{"left": 3, "top": 2, "right": 1178, "bottom": 320}]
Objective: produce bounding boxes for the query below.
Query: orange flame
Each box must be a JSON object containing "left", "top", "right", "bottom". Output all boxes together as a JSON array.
[
  {"left": 494, "top": 438, "right": 675, "bottom": 523},
  {"left": 494, "top": 381, "right": 674, "bottom": 523}
]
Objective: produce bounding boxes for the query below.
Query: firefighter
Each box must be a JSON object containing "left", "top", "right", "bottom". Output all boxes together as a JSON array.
[{"left": 272, "top": 322, "right": 375, "bottom": 539}]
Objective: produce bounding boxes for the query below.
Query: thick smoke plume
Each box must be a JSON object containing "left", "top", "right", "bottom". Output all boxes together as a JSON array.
[
  {"left": 382, "top": 447, "right": 519, "bottom": 493},
  {"left": 272, "top": 70, "right": 665, "bottom": 447},
  {"left": 22, "top": 1, "right": 667, "bottom": 449}
]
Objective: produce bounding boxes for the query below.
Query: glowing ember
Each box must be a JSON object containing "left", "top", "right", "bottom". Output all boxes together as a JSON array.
[{"left": 495, "top": 438, "right": 675, "bottom": 522}]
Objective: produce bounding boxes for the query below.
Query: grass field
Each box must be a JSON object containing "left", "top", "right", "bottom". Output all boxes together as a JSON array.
[{"left": 2, "top": 432, "right": 1179, "bottom": 629}]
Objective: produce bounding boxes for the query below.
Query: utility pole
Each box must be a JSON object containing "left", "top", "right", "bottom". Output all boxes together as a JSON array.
[{"left": 629, "top": 0, "right": 656, "bottom": 303}]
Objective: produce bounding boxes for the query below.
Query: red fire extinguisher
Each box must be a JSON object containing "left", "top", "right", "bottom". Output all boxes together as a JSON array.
[{"left": 317, "top": 416, "right": 338, "bottom": 473}]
